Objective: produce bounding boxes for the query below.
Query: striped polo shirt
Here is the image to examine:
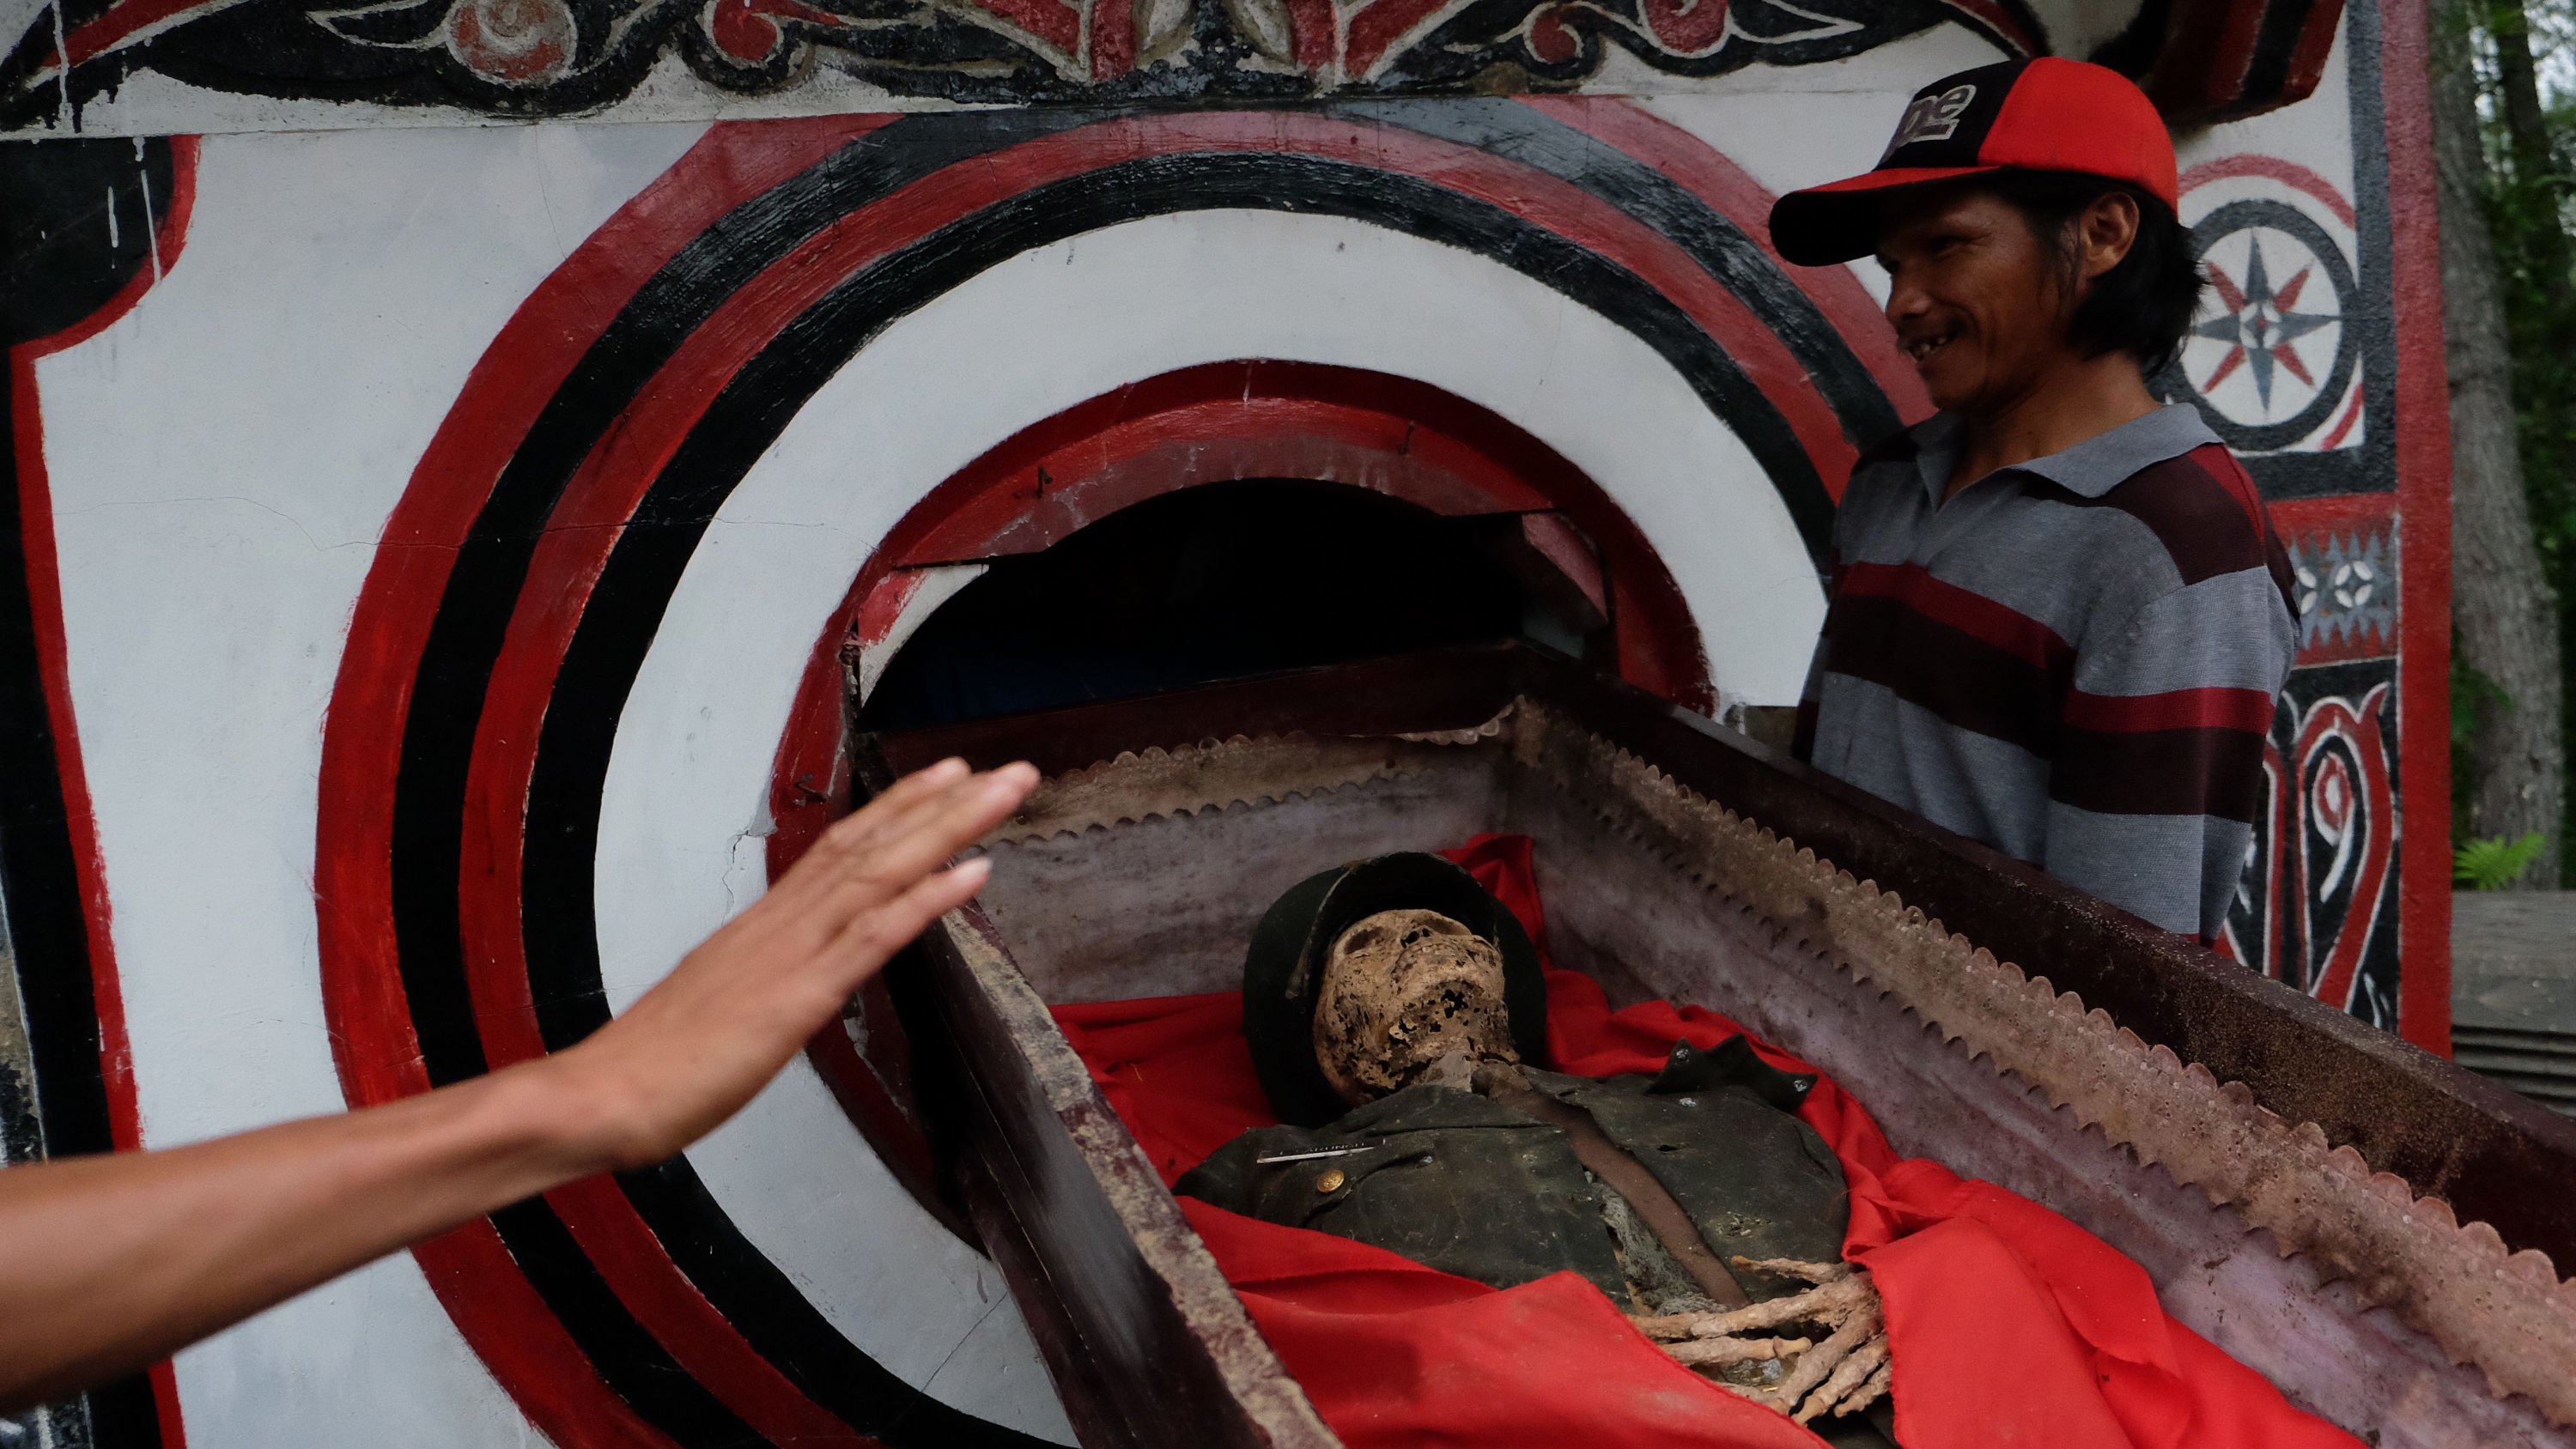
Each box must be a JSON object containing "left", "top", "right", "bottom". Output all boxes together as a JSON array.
[{"left": 1792, "top": 404, "right": 2297, "bottom": 942}]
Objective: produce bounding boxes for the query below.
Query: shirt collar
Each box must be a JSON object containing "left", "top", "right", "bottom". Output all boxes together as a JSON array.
[{"left": 1891, "top": 403, "right": 2220, "bottom": 505}]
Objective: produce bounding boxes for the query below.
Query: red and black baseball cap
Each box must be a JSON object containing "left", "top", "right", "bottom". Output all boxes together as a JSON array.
[{"left": 1767, "top": 57, "right": 2178, "bottom": 267}]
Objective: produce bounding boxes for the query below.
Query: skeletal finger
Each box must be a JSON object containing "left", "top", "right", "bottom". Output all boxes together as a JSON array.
[
  {"left": 1792, "top": 1333, "right": 1888, "bottom": 1423},
  {"left": 1676, "top": 1275, "right": 1870, "bottom": 1338},
  {"left": 1676, "top": 1298, "right": 1814, "bottom": 1337},
  {"left": 1728, "top": 1256, "right": 1851, "bottom": 1285},
  {"left": 1660, "top": 1335, "right": 1810, "bottom": 1367},
  {"left": 1628, "top": 1313, "right": 1698, "bottom": 1341},
  {"left": 1771, "top": 1301, "right": 1879, "bottom": 1410},
  {"left": 1832, "top": 1359, "right": 1892, "bottom": 1417}
]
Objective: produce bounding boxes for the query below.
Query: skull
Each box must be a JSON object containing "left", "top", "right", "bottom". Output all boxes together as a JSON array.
[{"left": 1311, "top": 908, "right": 1516, "bottom": 1106}]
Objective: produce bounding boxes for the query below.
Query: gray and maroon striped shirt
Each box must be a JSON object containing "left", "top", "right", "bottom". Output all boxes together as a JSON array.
[{"left": 1793, "top": 405, "right": 2296, "bottom": 942}]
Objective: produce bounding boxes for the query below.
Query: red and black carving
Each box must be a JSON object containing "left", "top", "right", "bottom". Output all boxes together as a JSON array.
[
  {"left": 0, "top": 0, "right": 1949, "bottom": 123},
  {"left": 2222, "top": 664, "right": 2402, "bottom": 1028},
  {"left": 1, "top": 0, "right": 2347, "bottom": 127},
  {"left": 2090, "top": 0, "right": 2344, "bottom": 124}
]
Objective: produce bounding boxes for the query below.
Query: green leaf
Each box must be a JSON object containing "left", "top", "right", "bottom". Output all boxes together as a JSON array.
[{"left": 2456, "top": 830, "right": 2550, "bottom": 888}]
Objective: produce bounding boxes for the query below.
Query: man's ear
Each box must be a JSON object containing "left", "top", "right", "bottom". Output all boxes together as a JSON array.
[{"left": 2076, "top": 191, "right": 2142, "bottom": 284}]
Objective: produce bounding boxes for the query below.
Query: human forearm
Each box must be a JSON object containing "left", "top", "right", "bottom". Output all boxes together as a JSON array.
[
  {"left": 0, "top": 757, "right": 1037, "bottom": 1412},
  {"left": 0, "top": 1053, "right": 611, "bottom": 1409}
]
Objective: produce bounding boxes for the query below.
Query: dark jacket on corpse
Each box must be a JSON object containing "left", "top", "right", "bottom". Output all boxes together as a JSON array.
[{"left": 1176, "top": 1045, "right": 1849, "bottom": 1308}]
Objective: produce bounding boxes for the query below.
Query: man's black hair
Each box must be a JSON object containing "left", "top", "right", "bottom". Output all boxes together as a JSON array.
[{"left": 1975, "top": 169, "right": 2204, "bottom": 374}]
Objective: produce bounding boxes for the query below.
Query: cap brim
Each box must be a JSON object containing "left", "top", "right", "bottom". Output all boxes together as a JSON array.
[{"left": 1766, "top": 165, "right": 2007, "bottom": 266}]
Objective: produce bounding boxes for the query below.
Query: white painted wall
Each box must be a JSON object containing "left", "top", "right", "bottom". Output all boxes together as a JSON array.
[{"left": 33, "top": 120, "right": 710, "bottom": 1449}]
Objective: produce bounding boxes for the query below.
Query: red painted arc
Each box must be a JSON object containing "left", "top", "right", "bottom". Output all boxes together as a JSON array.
[
  {"left": 454, "top": 98, "right": 1859, "bottom": 1185},
  {"left": 762, "top": 358, "right": 1712, "bottom": 1203},
  {"left": 2177, "top": 153, "right": 2360, "bottom": 229},
  {"left": 440, "top": 110, "right": 1773, "bottom": 1447},
  {"left": 457, "top": 107, "right": 1877, "bottom": 1052},
  {"left": 892, "top": 367, "right": 1590, "bottom": 558},
  {"left": 319, "top": 102, "right": 1892, "bottom": 1448},
  {"left": 316, "top": 114, "right": 894, "bottom": 1449},
  {"left": 9, "top": 135, "right": 201, "bottom": 1449},
  {"left": 2315, "top": 385, "right": 2366, "bottom": 453},
  {"left": 759, "top": 352, "right": 1717, "bottom": 723}
]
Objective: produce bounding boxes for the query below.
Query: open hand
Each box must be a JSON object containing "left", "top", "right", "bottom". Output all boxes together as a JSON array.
[{"left": 549, "top": 756, "right": 1038, "bottom": 1173}]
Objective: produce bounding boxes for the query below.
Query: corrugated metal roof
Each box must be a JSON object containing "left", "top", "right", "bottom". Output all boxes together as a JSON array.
[{"left": 2451, "top": 892, "right": 2576, "bottom": 1118}]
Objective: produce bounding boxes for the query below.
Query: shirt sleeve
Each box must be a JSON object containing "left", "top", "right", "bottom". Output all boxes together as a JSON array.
[{"left": 2040, "top": 567, "right": 2295, "bottom": 940}]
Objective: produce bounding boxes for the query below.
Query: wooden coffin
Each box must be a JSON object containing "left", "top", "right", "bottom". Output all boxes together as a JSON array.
[{"left": 853, "top": 642, "right": 2576, "bottom": 1449}]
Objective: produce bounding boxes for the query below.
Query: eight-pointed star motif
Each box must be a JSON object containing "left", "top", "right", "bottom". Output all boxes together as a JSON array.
[{"left": 2193, "top": 233, "right": 2339, "bottom": 412}]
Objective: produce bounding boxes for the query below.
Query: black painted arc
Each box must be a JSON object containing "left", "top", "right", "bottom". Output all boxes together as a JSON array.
[
  {"left": 512, "top": 151, "right": 1822, "bottom": 1447},
  {"left": 1340, "top": 96, "right": 1905, "bottom": 452},
  {"left": 488, "top": 1198, "right": 771, "bottom": 1446},
  {"left": 387, "top": 110, "right": 1862, "bottom": 1445},
  {"left": 0, "top": 397, "right": 110, "bottom": 1227},
  {"left": 383, "top": 112, "right": 1101, "bottom": 1449},
  {"left": 0, "top": 395, "right": 166, "bottom": 1449},
  {"left": 2339, "top": 0, "right": 2402, "bottom": 501},
  {"left": 388, "top": 106, "right": 1103, "bottom": 1099},
  {"left": 2240, "top": 0, "right": 2323, "bottom": 111}
]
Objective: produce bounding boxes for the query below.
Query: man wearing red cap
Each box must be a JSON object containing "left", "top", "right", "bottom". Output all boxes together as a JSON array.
[{"left": 1770, "top": 58, "right": 2298, "bottom": 944}]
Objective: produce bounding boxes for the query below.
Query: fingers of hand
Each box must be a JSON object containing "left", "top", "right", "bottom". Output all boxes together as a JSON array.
[
  {"left": 1631, "top": 1264, "right": 1888, "bottom": 1422},
  {"left": 808, "top": 764, "right": 1034, "bottom": 909},
  {"left": 825, "top": 857, "right": 993, "bottom": 972},
  {"left": 773, "top": 763, "right": 1030, "bottom": 926},
  {"left": 804, "top": 758, "right": 971, "bottom": 866}
]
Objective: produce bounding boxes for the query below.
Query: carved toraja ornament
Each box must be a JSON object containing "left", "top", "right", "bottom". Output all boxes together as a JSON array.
[{"left": 5, "top": 0, "right": 2341, "bottom": 127}]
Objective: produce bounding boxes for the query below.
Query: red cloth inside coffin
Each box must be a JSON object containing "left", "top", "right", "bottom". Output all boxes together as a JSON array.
[{"left": 1051, "top": 834, "right": 2362, "bottom": 1449}]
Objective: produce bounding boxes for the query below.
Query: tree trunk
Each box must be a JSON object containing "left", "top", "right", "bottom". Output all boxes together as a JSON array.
[
  {"left": 2488, "top": 0, "right": 2576, "bottom": 329},
  {"left": 2433, "top": 0, "right": 2567, "bottom": 886}
]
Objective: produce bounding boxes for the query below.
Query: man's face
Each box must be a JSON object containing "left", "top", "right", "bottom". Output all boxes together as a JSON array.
[{"left": 1872, "top": 186, "right": 2073, "bottom": 415}]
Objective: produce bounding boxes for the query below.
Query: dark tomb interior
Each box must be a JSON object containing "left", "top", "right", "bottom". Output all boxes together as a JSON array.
[{"left": 860, "top": 480, "right": 1605, "bottom": 731}]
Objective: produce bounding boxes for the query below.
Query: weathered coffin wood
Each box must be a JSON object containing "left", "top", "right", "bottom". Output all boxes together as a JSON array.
[{"left": 859, "top": 641, "right": 2576, "bottom": 1449}]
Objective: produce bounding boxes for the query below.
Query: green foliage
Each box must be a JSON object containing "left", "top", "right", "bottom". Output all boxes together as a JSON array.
[{"left": 2457, "top": 829, "right": 2550, "bottom": 888}]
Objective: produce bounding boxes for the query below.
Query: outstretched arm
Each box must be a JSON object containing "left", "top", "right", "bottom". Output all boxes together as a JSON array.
[{"left": 0, "top": 756, "right": 1036, "bottom": 1412}]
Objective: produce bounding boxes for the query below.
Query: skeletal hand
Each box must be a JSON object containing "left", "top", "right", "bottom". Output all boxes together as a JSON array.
[{"left": 1627, "top": 1258, "right": 1892, "bottom": 1423}]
